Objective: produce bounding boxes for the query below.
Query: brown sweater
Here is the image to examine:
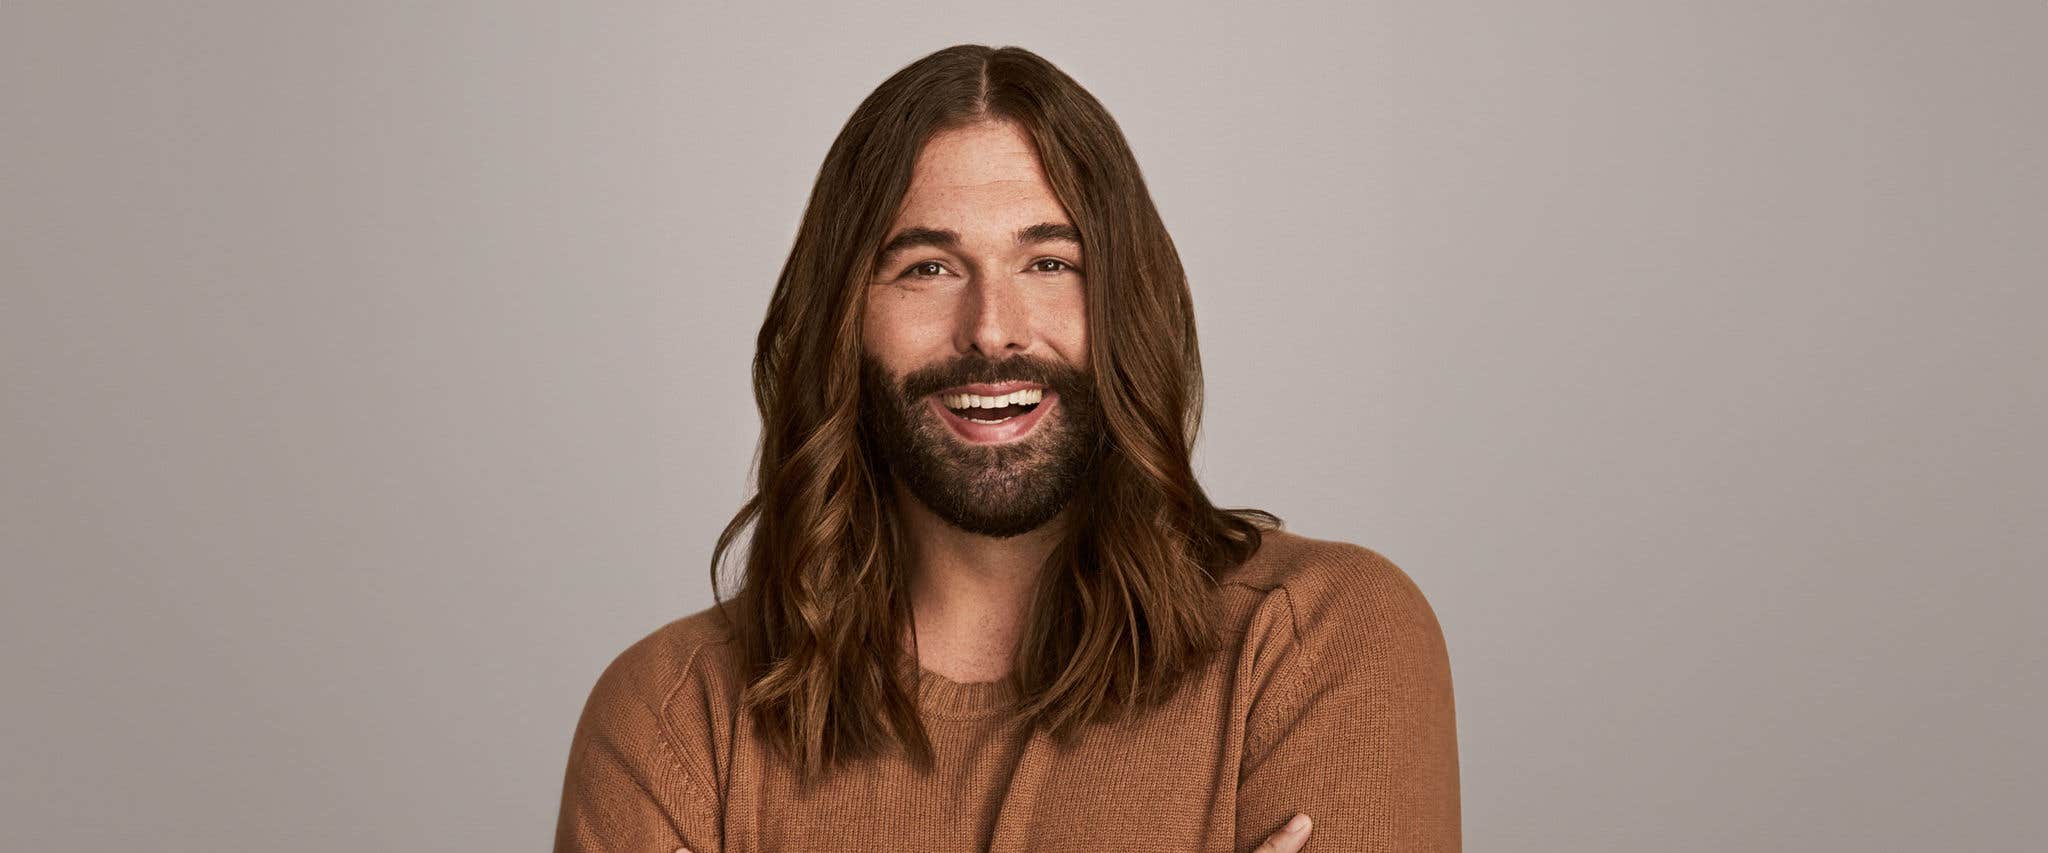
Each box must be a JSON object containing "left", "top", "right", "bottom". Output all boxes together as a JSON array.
[{"left": 553, "top": 528, "right": 1460, "bottom": 851}]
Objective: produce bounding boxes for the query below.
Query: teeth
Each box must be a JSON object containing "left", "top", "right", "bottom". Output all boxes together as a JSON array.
[{"left": 942, "top": 388, "right": 1044, "bottom": 410}]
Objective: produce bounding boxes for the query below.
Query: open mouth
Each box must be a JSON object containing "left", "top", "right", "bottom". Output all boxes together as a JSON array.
[
  {"left": 940, "top": 387, "right": 1044, "bottom": 423},
  {"left": 929, "top": 387, "right": 1055, "bottom": 444}
]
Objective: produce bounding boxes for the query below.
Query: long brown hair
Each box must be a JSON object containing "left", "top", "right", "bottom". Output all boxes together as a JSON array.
[{"left": 709, "top": 44, "right": 1282, "bottom": 784}]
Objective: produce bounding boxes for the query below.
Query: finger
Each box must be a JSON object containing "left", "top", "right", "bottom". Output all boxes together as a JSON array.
[{"left": 1250, "top": 812, "right": 1313, "bottom": 853}]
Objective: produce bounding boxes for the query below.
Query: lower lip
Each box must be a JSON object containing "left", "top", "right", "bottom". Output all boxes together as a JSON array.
[{"left": 930, "top": 393, "right": 1057, "bottom": 444}]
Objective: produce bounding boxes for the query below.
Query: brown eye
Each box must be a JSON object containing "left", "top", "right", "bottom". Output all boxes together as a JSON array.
[
  {"left": 1032, "top": 258, "right": 1074, "bottom": 273},
  {"left": 908, "top": 261, "right": 947, "bottom": 277}
]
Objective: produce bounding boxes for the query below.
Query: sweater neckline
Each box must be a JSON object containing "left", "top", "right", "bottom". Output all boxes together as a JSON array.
[{"left": 892, "top": 645, "right": 1019, "bottom": 718}]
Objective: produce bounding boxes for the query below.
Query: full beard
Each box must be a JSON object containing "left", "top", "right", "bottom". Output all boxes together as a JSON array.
[{"left": 857, "top": 352, "right": 1101, "bottom": 538}]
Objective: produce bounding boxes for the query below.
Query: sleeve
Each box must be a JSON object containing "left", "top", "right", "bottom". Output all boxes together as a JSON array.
[
  {"left": 554, "top": 638, "right": 724, "bottom": 853},
  {"left": 1235, "top": 546, "right": 1462, "bottom": 852}
]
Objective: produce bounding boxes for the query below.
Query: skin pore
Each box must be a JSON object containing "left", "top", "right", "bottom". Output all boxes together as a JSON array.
[{"left": 859, "top": 118, "right": 1094, "bottom": 685}]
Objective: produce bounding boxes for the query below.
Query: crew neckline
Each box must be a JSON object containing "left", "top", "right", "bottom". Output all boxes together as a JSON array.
[{"left": 892, "top": 644, "right": 1019, "bottom": 718}]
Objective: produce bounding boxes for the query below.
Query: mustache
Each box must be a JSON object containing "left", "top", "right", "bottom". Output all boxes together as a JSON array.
[{"left": 898, "top": 353, "right": 1088, "bottom": 401}]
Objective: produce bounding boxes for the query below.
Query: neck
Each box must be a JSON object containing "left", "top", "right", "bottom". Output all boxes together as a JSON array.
[{"left": 893, "top": 479, "right": 1070, "bottom": 682}]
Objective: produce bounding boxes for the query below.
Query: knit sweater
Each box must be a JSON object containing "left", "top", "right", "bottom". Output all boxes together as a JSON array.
[{"left": 553, "top": 528, "right": 1460, "bottom": 851}]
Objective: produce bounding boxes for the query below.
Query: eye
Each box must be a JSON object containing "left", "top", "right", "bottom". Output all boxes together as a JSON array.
[
  {"left": 904, "top": 261, "right": 950, "bottom": 279},
  {"left": 1031, "top": 258, "right": 1079, "bottom": 274}
]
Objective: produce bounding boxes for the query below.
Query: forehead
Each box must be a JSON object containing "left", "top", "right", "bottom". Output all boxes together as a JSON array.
[{"left": 892, "top": 120, "right": 1068, "bottom": 229}]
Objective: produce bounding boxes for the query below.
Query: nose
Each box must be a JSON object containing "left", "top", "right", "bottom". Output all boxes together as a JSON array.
[{"left": 956, "top": 267, "right": 1031, "bottom": 358}]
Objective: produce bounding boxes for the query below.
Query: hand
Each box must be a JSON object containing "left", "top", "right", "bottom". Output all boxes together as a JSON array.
[
  {"left": 1251, "top": 812, "right": 1314, "bottom": 852},
  {"left": 670, "top": 813, "right": 1315, "bottom": 853}
]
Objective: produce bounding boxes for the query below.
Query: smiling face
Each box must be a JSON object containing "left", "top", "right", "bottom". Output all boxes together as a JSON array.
[{"left": 858, "top": 119, "right": 1100, "bottom": 538}]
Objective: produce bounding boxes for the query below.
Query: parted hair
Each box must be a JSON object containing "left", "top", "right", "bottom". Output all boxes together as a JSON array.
[{"left": 710, "top": 43, "right": 1282, "bottom": 784}]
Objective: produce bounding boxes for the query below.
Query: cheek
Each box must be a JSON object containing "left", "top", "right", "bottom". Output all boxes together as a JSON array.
[
  {"left": 860, "top": 290, "right": 887, "bottom": 349},
  {"left": 1048, "top": 289, "right": 1089, "bottom": 366},
  {"left": 863, "top": 288, "right": 943, "bottom": 362},
  {"left": 864, "top": 287, "right": 914, "bottom": 340}
]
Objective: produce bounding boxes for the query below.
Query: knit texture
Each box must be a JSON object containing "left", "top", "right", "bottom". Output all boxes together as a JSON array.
[{"left": 553, "top": 528, "right": 1459, "bottom": 851}]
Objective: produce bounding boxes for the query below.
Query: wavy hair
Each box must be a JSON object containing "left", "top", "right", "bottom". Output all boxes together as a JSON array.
[{"left": 710, "top": 44, "right": 1283, "bottom": 784}]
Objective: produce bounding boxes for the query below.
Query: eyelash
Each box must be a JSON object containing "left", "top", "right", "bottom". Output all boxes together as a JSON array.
[{"left": 902, "top": 258, "right": 1080, "bottom": 279}]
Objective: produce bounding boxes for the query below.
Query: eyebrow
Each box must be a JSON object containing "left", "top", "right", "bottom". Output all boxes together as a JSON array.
[{"left": 876, "top": 222, "right": 1082, "bottom": 262}]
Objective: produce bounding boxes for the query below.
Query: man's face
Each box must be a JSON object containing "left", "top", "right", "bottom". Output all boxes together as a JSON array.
[{"left": 859, "top": 119, "right": 1098, "bottom": 539}]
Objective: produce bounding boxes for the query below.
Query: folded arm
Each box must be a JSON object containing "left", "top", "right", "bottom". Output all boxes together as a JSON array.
[
  {"left": 1236, "top": 547, "right": 1461, "bottom": 851},
  {"left": 554, "top": 639, "right": 723, "bottom": 852}
]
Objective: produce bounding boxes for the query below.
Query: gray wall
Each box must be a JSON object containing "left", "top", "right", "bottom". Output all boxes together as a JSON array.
[{"left": 3, "top": 2, "right": 2041, "bottom": 850}]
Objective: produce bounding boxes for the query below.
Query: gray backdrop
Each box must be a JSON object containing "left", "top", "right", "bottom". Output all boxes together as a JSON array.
[{"left": 3, "top": 2, "right": 2042, "bottom": 851}]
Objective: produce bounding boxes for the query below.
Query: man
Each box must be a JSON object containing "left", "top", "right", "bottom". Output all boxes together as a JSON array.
[{"left": 554, "top": 44, "right": 1459, "bottom": 852}]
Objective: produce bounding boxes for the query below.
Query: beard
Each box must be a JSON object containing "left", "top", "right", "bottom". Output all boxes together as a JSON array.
[{"left": 857, "top": 350, "right": 1102, "bottom": 538}]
